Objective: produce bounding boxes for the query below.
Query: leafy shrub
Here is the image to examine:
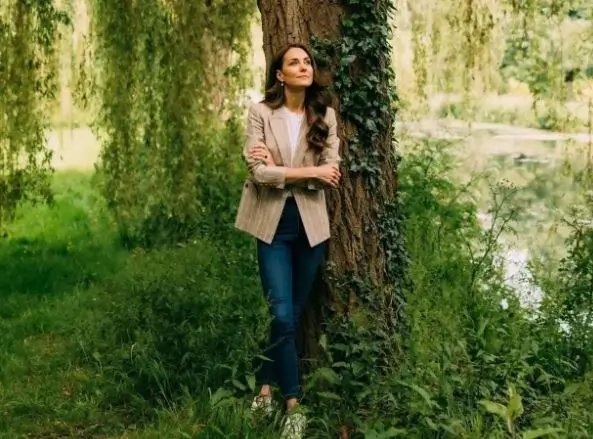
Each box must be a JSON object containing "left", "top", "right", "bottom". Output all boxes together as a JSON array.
[
  {"left": 550, "top": 223, "right": 593, "bottom": 371},
  {"left": 386, "top": 140, "right": 593, "bottom": 438},
  {"left": 98, "top": 118, "right": 248, "bottom": 248},
  {"left": 194, "top": 116, "right": 249, "bottom": 242},
  {"left": 77, "top": 235, "right": 268, "bottom": 410},
  {"left": 534, "top": 198, "right": 593, "bottom": 379},
  {"left": 303, "top": 139, "right": 593, "bottom": 438}
]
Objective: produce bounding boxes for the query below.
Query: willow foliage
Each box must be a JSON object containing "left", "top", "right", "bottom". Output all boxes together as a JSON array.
[
  {"left": 406, "top": 0, "right": 507, "bottom": 101},
  {"left": 402, "top": 0, "right": 593, "bottom": 125},
  {"left": 91, "top": 0, "right": 254, "bottom": 246},
  {"left": 0, "top": 0, "right": 68, "bottom": 226}
]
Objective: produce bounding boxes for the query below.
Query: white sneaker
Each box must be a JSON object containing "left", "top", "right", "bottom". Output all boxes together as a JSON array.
[
  {"left": 280, "top": 412, "right": 307, "bottom": 439},
  {"left": 250, "top": 394, "right": 276, "bottom": 417}
]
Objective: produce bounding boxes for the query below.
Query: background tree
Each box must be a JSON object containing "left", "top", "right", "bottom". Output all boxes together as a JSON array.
[
  {"left": 0, "top": 1, "right": 68, "bottom": 228},
  {"left": 89, "top": 0, "right": 254, "bottom": 247}
]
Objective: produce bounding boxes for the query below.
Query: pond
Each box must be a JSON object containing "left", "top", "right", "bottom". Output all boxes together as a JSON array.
[{"left": 400, "top": 118, "right": 593, "bottom": 311}]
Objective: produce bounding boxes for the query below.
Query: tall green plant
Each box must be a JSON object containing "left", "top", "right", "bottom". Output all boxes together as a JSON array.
[
  {"left": 0, "top": 0, "right": 68, "bottom": 227},
  {"left": 90, "top": 0, "right": 254, "bottom": 246}
]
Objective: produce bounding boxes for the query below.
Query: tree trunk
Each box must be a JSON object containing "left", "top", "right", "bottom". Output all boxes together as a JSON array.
[{"left": 256, "top": 1, "right": 402, "bottom": 429}]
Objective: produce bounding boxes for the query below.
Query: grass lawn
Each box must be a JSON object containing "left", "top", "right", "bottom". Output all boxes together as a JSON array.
[
  {"left": 0, "top": 171, "right": 127, "bottom": 438},
  {"left": 0, "top": 171, "right": 279, "bottom": 438}
]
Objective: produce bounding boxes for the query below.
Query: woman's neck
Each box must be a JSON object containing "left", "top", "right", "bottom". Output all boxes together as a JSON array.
[{"left": 283, "top": 89, "right": 306, "bottom": 113}]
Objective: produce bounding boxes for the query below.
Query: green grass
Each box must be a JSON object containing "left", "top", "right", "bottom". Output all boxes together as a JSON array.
[
  {"left": 0, "top": 172, "right": 121, "bottom": 297},
  {"left": 0, "top": 172, "right": 276, "bottom": 438},
  {"left": 0, "top": 172, "right": 123, "bottom": 437},
  {"left": 3, "top": 147, "right": 593, "bottom": 438}
]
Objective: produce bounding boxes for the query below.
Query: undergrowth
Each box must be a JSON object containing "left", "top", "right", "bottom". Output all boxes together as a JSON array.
[{"left": 1, "top": 138, "right": 592, "bottom": 438}]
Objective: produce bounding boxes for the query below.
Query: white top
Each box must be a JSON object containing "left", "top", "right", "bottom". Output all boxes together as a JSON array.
[{"left": 282, "top": 107, "right": 305, "bottom": 165}]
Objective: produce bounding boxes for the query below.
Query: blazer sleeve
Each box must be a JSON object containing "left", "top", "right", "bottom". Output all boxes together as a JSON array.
[
  {"left": 319, "top": 107, "right": 341, "bottom": 167},
  {"left": 243, "top": 103, "right": 286, "bottom": 189},
  {"left": 306, "top": 107, "right": 342, "bottom": 190}
]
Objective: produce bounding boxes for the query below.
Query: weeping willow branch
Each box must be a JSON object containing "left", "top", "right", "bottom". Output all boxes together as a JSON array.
[
  {"left": 0, "top": 0, "right": 68, "bottom": 227},
  {"left": 405, "top": 0, "right": 506, "bottom": 100},
  {"left": 91, "top": 0, "right": 254, "bottom": 246},
  {"left": 400, "top": 0, "right": 593, "bottom": 131}
]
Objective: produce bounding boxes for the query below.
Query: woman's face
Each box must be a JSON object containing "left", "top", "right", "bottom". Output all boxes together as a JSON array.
[{"left": 276, "top": 47, "right": 314, "bottom": 89}]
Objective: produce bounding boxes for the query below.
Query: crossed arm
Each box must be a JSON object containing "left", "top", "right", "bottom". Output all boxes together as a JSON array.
[{"left": 243, "top": 104, "right": 341, "bottom": 189}]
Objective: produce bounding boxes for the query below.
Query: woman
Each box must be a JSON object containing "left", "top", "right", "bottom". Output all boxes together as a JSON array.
[{"left": 234, "top": 43, "right": 341, "bottom": 438}]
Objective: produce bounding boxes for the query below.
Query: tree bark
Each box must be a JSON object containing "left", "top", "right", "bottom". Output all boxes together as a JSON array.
[{"left": 256, "top": 0, "right": 400, "bottom": 387}]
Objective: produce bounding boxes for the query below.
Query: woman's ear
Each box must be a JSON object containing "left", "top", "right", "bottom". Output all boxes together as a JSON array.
[{"left": 276, "top": 70, "right": 284, "bottom": 83}]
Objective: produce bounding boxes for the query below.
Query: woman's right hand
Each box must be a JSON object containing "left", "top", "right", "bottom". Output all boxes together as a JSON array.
[
  {"left": 248, "top": 142, "right": 275, "bottom": 166},
  {"left": 316, "top": 164, "right": 341, "bottom": 187}
]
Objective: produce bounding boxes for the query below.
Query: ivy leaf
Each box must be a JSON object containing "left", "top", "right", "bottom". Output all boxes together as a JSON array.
[{"left": 341, "top": 54, "right": 357, "bottom": 66}]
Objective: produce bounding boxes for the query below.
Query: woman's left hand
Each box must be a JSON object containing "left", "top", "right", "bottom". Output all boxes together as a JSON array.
[{"left": 248, "top": 142, "right": 275, "bottom": 166}]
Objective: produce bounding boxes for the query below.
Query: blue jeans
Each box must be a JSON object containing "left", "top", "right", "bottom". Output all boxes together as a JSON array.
[{"left": 256, "top": 197, "right": 328, "bottom": 399}]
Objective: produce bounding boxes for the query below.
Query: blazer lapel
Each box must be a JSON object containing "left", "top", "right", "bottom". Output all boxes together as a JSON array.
[{"left": 269, "top": 110, "right": 291, "bottom": 167}]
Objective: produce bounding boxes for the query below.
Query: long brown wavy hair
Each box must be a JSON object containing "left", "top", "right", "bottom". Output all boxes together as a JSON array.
[{"left": 263, "top": 43, "right": 331, "bottom": 152}]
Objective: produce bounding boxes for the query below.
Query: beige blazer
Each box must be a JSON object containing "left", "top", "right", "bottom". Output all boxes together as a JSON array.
[{"left": 234, "top": 102, "right": 341, "bottom": 247}]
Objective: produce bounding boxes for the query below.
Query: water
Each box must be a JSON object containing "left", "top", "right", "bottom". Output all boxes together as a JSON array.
[
  {"left": 477, "top": 211, "right": 544, "bottom": 310},
  {"left": 401, "top": 118, "right": 593, "bottom": 311}
]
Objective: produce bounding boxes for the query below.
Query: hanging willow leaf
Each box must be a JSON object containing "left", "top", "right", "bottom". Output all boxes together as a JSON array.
[
  {"left": 90, "top": 0, "right": 255, "bottom": 246},
  {"left": 0, "top": 0, "right": 68, "bottom": 226},
  {"left": 400, "top": 0, "right": 593, "bottom": 129}
]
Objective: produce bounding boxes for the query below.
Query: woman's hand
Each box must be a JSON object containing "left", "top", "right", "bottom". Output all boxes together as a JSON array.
[
  {"left": 248, "top": 142, "right": 275, "bottom": 166},
  {"left": 316, "top": 164, "right": 341, "bottom": 187}
]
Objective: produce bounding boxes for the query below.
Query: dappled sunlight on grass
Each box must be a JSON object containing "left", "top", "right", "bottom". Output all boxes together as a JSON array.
[{"left": 0, "top": 172, "right": 122, "bottom": 298}]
